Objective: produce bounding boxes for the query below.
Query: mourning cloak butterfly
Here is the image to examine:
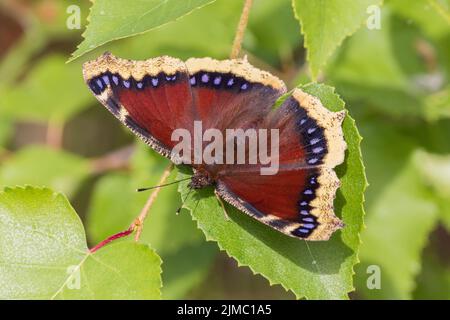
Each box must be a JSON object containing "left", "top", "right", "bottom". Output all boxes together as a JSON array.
[{"left": 83, "top": 52, "right": 346, "bottom": 241}]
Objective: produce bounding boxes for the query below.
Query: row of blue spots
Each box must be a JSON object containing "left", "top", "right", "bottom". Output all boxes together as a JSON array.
[
  {"left": 298, "top": 115, "right": 327, "bottom": 166},
  {"left": 89, "top": 72, "right": 180, "bottom": 94},
  {"left": 285, "top": 99, "right": 328, "bottom": 168},
  {"left": 190, "top": 72, "right": 250, "bottom": 91},
  {"left": 291, "top": 172, "right": 320, "bottom": 238}
]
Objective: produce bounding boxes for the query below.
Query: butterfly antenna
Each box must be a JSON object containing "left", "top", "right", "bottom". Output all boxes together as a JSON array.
[
  {"left": 175, "top": 186, "right": 194, "bottom": 215},
  {"left": 136, "top": 177, "right": 191, "bottom": 192}
]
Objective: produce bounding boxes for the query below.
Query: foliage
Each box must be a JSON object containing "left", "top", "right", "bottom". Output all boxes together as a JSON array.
[
  {"left": 0, "top": 187, "right": 161, "bottom": 299},
  {"left": 292, "top": 0, "right": 383, "bottom": 79},
  {"left": 71, "top": 0, "right": 218, "bottom": 61}
]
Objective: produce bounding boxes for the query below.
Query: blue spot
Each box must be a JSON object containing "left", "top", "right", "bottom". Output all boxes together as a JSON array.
[
  {"left": 302, "top": 217, "right": 314, "bottom": 223},
  {"left": 190, "top": 76, "right": 196, "bottom": 85},
  {"left": 96, "top": 79, "right": 104, "bottom": 90},
  {"left": 214, "top": 76, "right": 221, "bottom": 85},
  {"left": 304, "top": 189, "right": 313, "bottom": 195},
  {"left": 201, "top": 74, "right": 209, "bottom": 83},
  {"left": 313, "top": 147, "right": 323, "bottom": 153},
  {"left": 102, "top": 75, "right": 110, "bottom": 85},
  {"left": 112, "top": 75, "right": 119, "bottom": 86},
  {"left": 151, "top": 78, "right": 158, "bottom": 87},
  {"left": 166, "top": 75, "right": 177, "bottom": 81},
  {"left": 123, "top": 80, "right": 130, "bottom": 88},
  {"left": 303, "top": 223, "right": 315, "bottom": 229},
  {"left": 300, "top": 210, "right": 309, "bottom": 215},
  {"left": 308, "top": 128, "right": 317, "bottom": 134},
  {"left": 136, "top": 82, "right": 143, "bottom": 89},
  {"left": 227, "top": 78, "right": 234, "bottom": 86},
  {"left": 241, "top": 83, "right": 249, "bottom": 90}
]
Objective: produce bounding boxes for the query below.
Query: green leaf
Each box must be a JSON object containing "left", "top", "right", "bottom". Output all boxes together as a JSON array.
[
  {"left": 292, "top": 0, "right": 382, "bottom": 79},
  {"left": 71, "top": 0, "right": 217, "bottom": 61},
  {"left": 413, "top": 250, "right": 450, "bottom": 300},
  {"left": 0, "top": 55, "right": 91, "bottom": 122},
  {"left": 389, "top": 0, "right": 450, "bottom": 40},
  {"left": 354, "top": 123, "right": 440, "bottom": 299},
  {"left": 357, "top": 120, "right": 418, "bottom": 208},
  {"left": 248, "top": 0, "right": 301, "bottom": 66},
  {"left": 88, "top": 143, "right": 200, "bottom": 250},
  {"left": 177, "top": 84, "right": 366, "bottom": 299},
  {"left": 87, "top": 142, "right": 217, "bottom": 298},
  {"left": 0, "top": 186, "right": 162, "bottom": 299},
  {"left": 356, "top": 159, "right": 438, "bottom": 299},
  {"left": 328, "top": 9, "right": 427, "bottom": 118},
  {"left": 162, "top": 241, "right": 217, "bottom": 299},
  {"left": 425, "top": 86, "right": 450, "bottom": 121},
  {"left": 0, "top": 146, "right": 90, "bottom": 197},
  {"left": 416, "top": 150, "right": 450, "bottom": 197},
  {"left": 353, "top": 120, "right": 438, "bottom": 299},
  {"left": 415, "top": 150, "right": 450, "bottom": 230},
  {"left": 0, "top": 114, "right": 12, "bottom": 148},
  {"left": 103, "top": 0, "right": 240, "bottom": 60}
]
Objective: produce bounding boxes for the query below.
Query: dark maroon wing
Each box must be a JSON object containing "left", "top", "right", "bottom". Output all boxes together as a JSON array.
[
  {"left": 83, "top": 53, "right": 195, "bottom": 158},
  {"left": 83, "top": 54, "right": 346, "bottom": 240},
  {"left": 83, "top": 54, "right": 286, "bottom": 163},
  {"left": 216, "top": 89, "right": 347, "bottom": 240},
  {"left": 185, "top": 57, "right": 286, "bottom": 131}
]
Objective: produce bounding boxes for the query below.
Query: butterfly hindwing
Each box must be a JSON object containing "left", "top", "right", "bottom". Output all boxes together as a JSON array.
[{"left": 216, "top": 89, "right": 346, "bottom": 240}]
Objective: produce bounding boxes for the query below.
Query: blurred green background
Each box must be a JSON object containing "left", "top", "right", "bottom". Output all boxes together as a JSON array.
[{"left": 0, "top": 0, "right": 449, "bottom": 299}]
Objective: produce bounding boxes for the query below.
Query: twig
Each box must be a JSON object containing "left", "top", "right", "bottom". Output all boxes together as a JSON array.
[
  {"left": 0, "top": 148, "right": 12, "bottom": 162},
  {"left": 90, "top": 144, "right": 135, "bottom": 174},
  {"left": 46, "top": 117, "right": 64, "bottom": 149},
  {"left": 133, "top": 163, "right": 174, "bottom": 241},
  {"left": 230, "top": 0, "right": 254, "bottom": 59},
  {"left": 415, "top": 38, "right": 437, "bottom": 73},
  {"left": 88, "top": 162, "right": 174, "bottom": 252}
]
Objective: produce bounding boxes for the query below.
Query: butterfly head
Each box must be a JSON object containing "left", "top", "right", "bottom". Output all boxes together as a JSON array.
[{"left": 189, "top": 169, "right": 214, "bottom": 189}]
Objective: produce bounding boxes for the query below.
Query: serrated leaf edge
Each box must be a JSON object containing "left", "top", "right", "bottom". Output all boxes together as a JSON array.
[
  {"left": 69, "top": 0, "right": 217, "bottom": 62},
  {"left": 291, "top": 0, "right": 384, "bottom": 80}
]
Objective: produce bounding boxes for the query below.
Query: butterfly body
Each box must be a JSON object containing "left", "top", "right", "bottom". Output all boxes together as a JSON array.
[
  {"left": 189, "top": 168, "right": 214, "bottom": 189},
  {"left": 83, "top": 53, "right": 346, "bottom": 241}
]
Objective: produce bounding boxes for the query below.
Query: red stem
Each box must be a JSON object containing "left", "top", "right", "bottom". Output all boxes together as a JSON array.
[{"left": 89, "top": 226, "right": 135, "bottom": 253}]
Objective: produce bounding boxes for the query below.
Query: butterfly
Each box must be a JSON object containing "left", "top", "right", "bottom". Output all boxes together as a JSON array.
[{"left": 83, "top": 52, "right": 347, "bottom": 241}]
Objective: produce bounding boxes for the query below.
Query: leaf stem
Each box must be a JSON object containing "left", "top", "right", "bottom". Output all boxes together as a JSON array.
[
  {"left": 230, "top": 0, "right": 254, "bottom": 59},
  {"left": 133, "top": 163, "right": 174, "bottom": 242},
  {"left": 89, "top": 225, "right": 135, "bottom": 253},
  {"left": 89, "top": 163, "right": 174, "bottom": 252}
]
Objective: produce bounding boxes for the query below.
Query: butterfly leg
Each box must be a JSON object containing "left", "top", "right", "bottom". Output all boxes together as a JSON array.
[{"left": 215, "top": 189, "right": 230, "bottom": 221}]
